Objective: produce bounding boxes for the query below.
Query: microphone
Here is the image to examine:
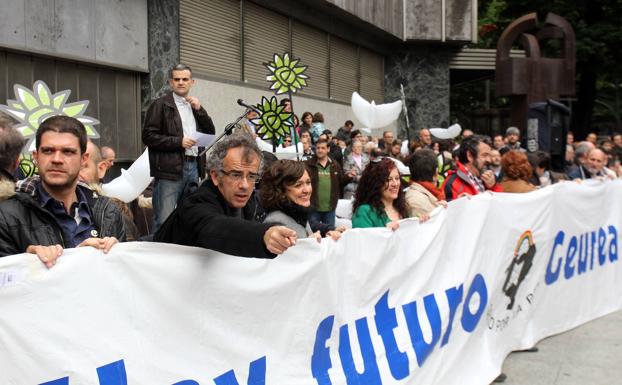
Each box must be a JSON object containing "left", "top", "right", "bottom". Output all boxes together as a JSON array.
[{"left": 237, "top": 99, "right": 261, "bottom": 114}]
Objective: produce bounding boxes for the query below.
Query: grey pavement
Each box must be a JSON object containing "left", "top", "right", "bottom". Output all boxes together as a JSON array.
[{"left": 501, "top": 310, "right": 622, "bottom": 384}]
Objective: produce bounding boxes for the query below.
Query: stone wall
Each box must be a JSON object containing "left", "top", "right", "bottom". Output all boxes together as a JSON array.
[
  {"left": 385, "top": 47, "right": 455, "bottom": 139},
  {"left": 141, "top": 0, "right": 180, "bottom": 112}
]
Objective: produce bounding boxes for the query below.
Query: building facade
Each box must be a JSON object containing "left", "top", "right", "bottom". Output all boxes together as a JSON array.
[{"left": 1, "top": 0, "right": 477, "bottom": 160}]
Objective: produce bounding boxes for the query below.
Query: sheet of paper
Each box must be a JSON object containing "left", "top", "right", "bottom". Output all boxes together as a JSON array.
[{"left": 191, "top": 132, "right": 215, "bottom": 147}]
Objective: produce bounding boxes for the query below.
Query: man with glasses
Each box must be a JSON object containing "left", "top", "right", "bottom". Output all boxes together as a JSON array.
[{"left": 155, "top": 134, "right": 298, "bottom": 258}]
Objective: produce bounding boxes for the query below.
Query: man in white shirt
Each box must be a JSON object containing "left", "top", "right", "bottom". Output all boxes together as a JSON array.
[{"left": 142, "top": 64, "right": 215, "bottom": 232}]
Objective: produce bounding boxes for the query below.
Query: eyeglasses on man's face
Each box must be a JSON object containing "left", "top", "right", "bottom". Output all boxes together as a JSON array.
[{"left": 219, "top": 169, "right": 261, "bottom": 183}]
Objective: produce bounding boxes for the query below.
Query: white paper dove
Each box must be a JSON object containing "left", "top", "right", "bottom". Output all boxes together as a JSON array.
[
  {"left": 102, "top": 149, "right": 153, "bottom": 203},
  {"left": 351, "top": 92, "right": 402, "bottom": 129},
  {"left": 429, "top": 123, "right": 462, "bottom": 140},
  {"left": 390, "top": 157, "right": 410, "bottom": 176}
]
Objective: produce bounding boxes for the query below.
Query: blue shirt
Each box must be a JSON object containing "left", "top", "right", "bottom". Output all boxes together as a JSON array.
[{"left": 38, "top": 183, "right": 97, "bottom": 248}]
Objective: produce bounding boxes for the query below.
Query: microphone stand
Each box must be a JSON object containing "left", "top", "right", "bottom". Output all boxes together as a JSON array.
[{"left": 198, "top": 108, "right": 250, "bottom": 158}]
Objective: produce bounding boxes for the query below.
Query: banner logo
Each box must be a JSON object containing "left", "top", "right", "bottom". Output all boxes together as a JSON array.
[{"left": 502, "top": 231, "right": 536, "bottom": 310}]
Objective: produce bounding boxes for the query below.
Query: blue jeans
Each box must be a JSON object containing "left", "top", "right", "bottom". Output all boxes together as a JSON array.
[
  {"left": 152, "top": 160, "right": 198, "bottom": 232},
  {"left": 309, "top": 210, "right": 336, "bottom": 231}
]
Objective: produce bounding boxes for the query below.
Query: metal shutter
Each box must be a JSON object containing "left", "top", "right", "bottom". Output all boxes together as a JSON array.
[
  {"left": 243, "top": 2, "right": 289, "bottom": 86},
  {"left": 0, "top": 49, "right": 141, "bottom": 160},
  {"left": 180, "top": 0, "right": 242, "bottom": 81},
  {"left": 329, "top": 37, "right": 359, "bottom": 103},
  {"left": 291, "top": 21, "right": 329, "bottom": 98},
  {"left": 359, "top": 48, "right": 384, "bottom": 103}
]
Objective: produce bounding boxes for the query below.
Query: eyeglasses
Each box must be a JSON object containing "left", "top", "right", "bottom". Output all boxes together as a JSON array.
[{"left": 219, "top": 170, "right": 261, "bottom": 183}]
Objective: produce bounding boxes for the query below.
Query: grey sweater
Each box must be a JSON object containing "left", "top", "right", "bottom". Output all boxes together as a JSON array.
[{"left": 264, "top": 210, "right": 313, "bottom": 239}]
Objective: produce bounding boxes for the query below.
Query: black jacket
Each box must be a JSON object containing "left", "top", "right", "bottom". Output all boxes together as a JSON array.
[
  {"left": 0, "top": 178, "right": 127, "bottom": 257},
  {"left": 306, "top": 156, "right": 351, "bottom": 211},
  {"left": 142, "top": 92, "right": 216, "bottom": 180},
  {"left": 154, "top": 179, "right": 276, "bottom": 258}
]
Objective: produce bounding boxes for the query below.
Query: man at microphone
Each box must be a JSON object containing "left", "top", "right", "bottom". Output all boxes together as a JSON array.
[
  {"left": 142, "top": 64, "right": 216, "bottom": 232},
  {"left": 235, "top": 99, "right": 259, "bottom": 138}
]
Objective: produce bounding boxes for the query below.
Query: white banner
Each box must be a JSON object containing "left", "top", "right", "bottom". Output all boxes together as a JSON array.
[{"left": 1, "top": 180, "right": 621, "bottom": 385}]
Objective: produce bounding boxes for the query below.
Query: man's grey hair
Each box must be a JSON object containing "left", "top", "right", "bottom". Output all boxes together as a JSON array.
[
  {"left": 206, "top": 133, "right": 263, "bottom": 173},
  {"left": 574, "top": 141, "right": 593, "bottom": 163},
  {"left": 169, "top": 63, "right": 193, "bottom": 79},
  {"left": 0, "top": 120, "right": 26, "bottom": 172}
]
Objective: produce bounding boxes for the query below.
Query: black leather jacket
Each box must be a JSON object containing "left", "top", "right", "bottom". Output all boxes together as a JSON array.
[
  {"left": 0, "top": 178, "right": 126, "bottom": 257},
  {"left": 142, "top": 92, "right": 216, "bottom": 180},
  {"left": 154, "top": 179, "right": 275, "bottom": 258}
]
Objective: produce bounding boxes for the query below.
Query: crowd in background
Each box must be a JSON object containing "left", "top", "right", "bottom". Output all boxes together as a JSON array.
[{"left": 1, "top": 64, "right": 621, "bottom": 270}]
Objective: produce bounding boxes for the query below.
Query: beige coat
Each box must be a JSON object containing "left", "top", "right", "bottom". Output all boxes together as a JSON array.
[
  {"left": 405, "top": 182, "right": 439, "bottom": 218},
  {"left": 499, "top": 179, "right": 536, "bottom": 193}
]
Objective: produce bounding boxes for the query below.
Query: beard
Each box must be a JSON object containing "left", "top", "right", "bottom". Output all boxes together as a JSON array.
[
  {"left": 587, "top": 167, "right": 602, "bottom": 176},
  {"left": 40, "top": 168, "right": 79, "bottom": 192},
  {"left": 473, "top": 161, "right": 489, "bottom": 177}
]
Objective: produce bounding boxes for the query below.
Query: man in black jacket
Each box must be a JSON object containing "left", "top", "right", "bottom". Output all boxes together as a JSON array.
[
  {"left": 0, "top": 119, "right": 24, "bottom": 186},
  {"left": 142, "top": 64, "right": 216, "bottom": 232},
  {"left": 0, "top": 116, "right": 125, "bottom": 267},
  {"left": 155, "top": 134, "right": 297, "bottom": 258}
]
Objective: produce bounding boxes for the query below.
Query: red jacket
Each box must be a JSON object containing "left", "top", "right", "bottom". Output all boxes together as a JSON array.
[{"left": 441, "top": 161, "right": 503, "bottom": 201}]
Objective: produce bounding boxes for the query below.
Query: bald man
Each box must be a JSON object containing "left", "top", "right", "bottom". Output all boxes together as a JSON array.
[
  {"left": 586, "top": 148, "right": 616, "bottom": 180},
  {"left": 80, "top": 141, "right": 109, "bottom": 185}
]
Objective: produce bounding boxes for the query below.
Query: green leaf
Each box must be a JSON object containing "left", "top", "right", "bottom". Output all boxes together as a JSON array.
[
  {"left": 8, "top": 101, "right": 24, "bottom": 110},
  {"left": 28, "top": 107, "right": 55, "bottom": 128},
  {"left": 274, "top": 54, "right": 284, "bottom": 68},
  {"left": 62, "top": 102, "right": 87, "bottom": 117},
  {"left": 17, "top": 125, "right": 35, "bottom": 136},
  {"left": 36, "top": 82, "right": 51, "bottom": 105},
  {"left": 53, "top": 92, "right": 69, "bottom": 109},
  {"left": 16, "top": 87, "right": 39, "bottom": 111},
  {"left": 85, "top": 125, "right": 96, "bottom": 136}
]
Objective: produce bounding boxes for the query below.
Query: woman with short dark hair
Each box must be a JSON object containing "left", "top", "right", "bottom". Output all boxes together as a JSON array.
[
  {"left": 261, "top": 160, "right": 343, "bottom": 241},
  {"left": 405, "top": 148, "right": 446, "bottom": 218}
]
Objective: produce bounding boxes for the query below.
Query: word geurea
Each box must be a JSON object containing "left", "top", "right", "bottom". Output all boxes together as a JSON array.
[
  {"left": 545, "top": 225, "right": 618, "bottom": 285},
  {"left": 311, "top": 274, "right": 488, "bottom": 384}
]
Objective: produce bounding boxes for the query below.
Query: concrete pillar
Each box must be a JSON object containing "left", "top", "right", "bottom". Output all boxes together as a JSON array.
[
  {"left": 384, "top": 47, "right": 454, "bottom": 141},
  {"left": 141, "top": 0, "right": 180, "bottom": 113}
]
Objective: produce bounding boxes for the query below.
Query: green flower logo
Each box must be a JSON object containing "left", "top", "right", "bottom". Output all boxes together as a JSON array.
[
  {"left": 252, "top": 96, "right": 293, "bottom": 141},
  {"left": 18, "top": 153, "right": 37, "bottom": 177},
  {"left": 0, "top": 80, "right": 100, "bottom": 150},
  {"left": 265, "top": 53, "right": 309, "bottom": 94}
]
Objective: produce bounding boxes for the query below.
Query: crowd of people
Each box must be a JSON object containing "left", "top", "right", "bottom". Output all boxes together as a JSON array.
[{"left": 0, "top": 63, "right": 621, "bottom": 275}]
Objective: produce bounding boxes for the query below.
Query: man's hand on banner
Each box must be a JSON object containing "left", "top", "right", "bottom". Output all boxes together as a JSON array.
[
  {"left": 386, "top": 221, "right": 400, "bottom": 231},
  {"left": 78, "top": 237, "right": 119, "bottom": 254},
  {"left": 26, "top": 244, "right": 63, "bottom": 269},
  {"left": 264, "top": 226, "right": 297, "bottom": 254}
]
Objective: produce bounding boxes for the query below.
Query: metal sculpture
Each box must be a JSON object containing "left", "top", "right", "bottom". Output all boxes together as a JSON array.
[{"left": 495, "top": 13, "right": 576, "bottom": 132}]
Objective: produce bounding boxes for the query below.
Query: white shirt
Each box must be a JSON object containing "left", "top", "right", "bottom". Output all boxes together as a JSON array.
[{"left": 173, "top": 92, "right": 198, "bottom": 156}]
